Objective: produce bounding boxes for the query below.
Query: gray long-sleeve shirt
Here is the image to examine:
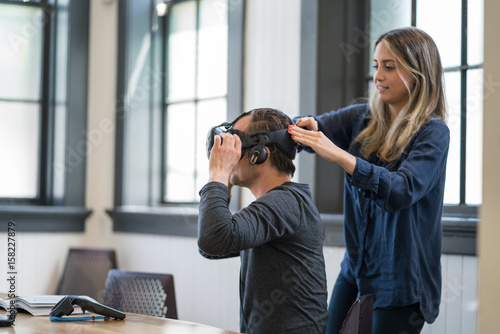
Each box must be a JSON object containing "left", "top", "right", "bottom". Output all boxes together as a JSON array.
[{"left": 198, "top": 181, "right": 328, "bottom": 334}]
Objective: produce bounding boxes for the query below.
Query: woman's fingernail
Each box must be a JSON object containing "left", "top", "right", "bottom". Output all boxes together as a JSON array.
[{"left": 291, "top": 135, "right": 295, "bottom": 139}]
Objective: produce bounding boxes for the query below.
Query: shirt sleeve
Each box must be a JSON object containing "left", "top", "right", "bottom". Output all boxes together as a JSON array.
[
  {"left": 198, "top": 182, "right": 301, "bottom": 257},
  {"left": 315, "top": 104, "right": 369, "bottom": 150},
  {"left": 349, "top": 120, "right": 450, "bottom": 212}
]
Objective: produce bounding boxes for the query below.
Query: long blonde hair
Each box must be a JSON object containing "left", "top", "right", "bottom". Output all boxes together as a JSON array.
[{"left": 354, "top": 27, "right": 446, "bottom": 161}]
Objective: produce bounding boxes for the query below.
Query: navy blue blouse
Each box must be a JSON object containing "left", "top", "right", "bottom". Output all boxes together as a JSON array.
[{"left": 305, "top": 103, "right": 449, "bottom": 323}]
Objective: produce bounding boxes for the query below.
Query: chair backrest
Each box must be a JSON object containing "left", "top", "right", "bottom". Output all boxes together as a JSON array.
[
  {"left": 101, "top": 269, "right": 178, "bottom": 319},
  {"left": 339, "top": 294, "right": 373, "bottom": 334},
  {"left": 57, "top": 248, "right": 117, "bottom": 301}
]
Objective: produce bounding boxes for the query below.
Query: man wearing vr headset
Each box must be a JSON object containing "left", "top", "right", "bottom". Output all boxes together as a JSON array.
[{"left": 198, "top": 108, "right": 328, "bottom": 334}]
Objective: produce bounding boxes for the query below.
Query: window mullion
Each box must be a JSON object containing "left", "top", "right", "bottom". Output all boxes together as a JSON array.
[
  {"left": 411, "top": 0, "right": 417, "bottom": 26},
  {"left": 161, "top": 8, "right": 169, "bottom": 203},
  {"left": 459, "top": 0, "right": 468, "bottom": 205},
  {"left": 193, "top": 0, "right": 200, "bottom": 201},
  {"left": 39, "top": 0, "right": 54, "bottom": 205}
]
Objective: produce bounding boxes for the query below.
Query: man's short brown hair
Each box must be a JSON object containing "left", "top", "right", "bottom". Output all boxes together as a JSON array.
[{"left": 245, "top": 108, "right": 296, "bottom": 177}]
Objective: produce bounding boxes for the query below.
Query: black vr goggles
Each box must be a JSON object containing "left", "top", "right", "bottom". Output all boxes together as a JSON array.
[{"left": 206, "top": 114, "right": 298, "bottom": 165}]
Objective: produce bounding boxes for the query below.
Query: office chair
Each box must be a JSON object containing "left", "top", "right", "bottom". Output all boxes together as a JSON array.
[
  {"left": 57, "top": 248, "right": 117, "bottom": 301},
  {"left": 339, "top": 294, "right": 373, "bottom": 334},
  {"left": 101, "top": 269, "right": 178, "bottom": 319}
]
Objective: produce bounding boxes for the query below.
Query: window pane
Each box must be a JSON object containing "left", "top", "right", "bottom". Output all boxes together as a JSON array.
[
  {"left": 367, "top": 80, "right": 376, "bottom": 96},
  {"left": 0, "top": 102, "right": 39, "bottom": 198},
  {"left": 0, "top": 5, "right": 43, "bottom": 101},
  {"left": 197, "top": 0, "right": 228, "bottom": 99},
  {"left": 369, "top": 0, "right": 411, "bottom": 76},
  {"left": 468, "top": 0, "right": 484, "bottom": 65},
  {"left": 168, "top": 1, "right": 197, "bottom": 102},
  {"left": 466, "top": 69, "right": 483, "bottom": 205},
  {"left": 195, "top": 98, "right": 227, "bottom": 200},
  {"left": 53, "top": 104, "right": 67, "bottom": 200},
  {"left": 443, "top": 72, "right": 461, "bottom": 205},
  {"left": 56, "top": 0, "right": 69, "bottom": 103},
  {"left": 165, "top": 102, "right": 196, "bottom": 202},
  {"left": 417, "top": 0, "right": 461, "bottom": 68}
]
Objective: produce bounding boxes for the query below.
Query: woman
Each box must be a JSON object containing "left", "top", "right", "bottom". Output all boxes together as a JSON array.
[{"left": 288, "top": 27, "right": 449, "bottom": 334}]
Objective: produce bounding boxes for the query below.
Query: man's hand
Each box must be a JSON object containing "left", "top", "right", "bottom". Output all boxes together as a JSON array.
[{"left": 209, "top": 133, "right": 242, "bottom": 186}]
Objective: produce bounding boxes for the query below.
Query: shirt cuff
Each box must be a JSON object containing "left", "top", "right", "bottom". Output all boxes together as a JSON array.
[
  {"left": 349, "top": 157, "right": 378, "bottom": 197},
  {"left": 199, "top": 182, "right": 229, "bottom": 201}
]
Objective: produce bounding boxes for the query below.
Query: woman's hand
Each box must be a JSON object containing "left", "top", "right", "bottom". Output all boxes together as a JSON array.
[
  {"left": 294, "top": 116, "right": 319, "bottom": 131},
  {"left": 288, "top": 124, "right": 356, "bottom": 175}
]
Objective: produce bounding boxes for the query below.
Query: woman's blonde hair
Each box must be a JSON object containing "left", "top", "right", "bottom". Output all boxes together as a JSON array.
[{"left": 354, "top": 27, "right": 447, "bottom": 161}]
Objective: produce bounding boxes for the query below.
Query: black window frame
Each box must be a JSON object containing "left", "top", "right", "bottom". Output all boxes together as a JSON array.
[
  {"left": 161, "top": 0, "right": 231, "bottom": 205},
  {"left": 414, "top": 0, "right": 482, "bottom": 217},
  {"left": 298, "top": 0, "right": 478, "bottom": 255},
  {"left": 369, "top": 0, "right": 483, "bottom": 218},
  {"left": 0, "top": 0, "right": 92, "bottom": 232},
  {"left": 108, "top": 0, "right": 245, "bottom": 232}
]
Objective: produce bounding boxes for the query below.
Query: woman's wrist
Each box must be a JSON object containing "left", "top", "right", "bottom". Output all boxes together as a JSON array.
[{"left": 335, "top": 150, "right": 356, "bottom": 176}]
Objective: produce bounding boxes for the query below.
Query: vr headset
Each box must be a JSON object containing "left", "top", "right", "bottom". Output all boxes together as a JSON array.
[{"left": 206, "top": 111, "right": 298, "bottom": 165}]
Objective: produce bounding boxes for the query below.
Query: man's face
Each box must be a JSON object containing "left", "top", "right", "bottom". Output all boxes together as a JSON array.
[{"left": 229, "top": 115, "right": 257, "bottom": 188}]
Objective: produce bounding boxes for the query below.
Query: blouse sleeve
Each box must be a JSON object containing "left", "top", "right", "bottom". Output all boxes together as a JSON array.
[
  {"left": 315, "top": 104, "right": 369, "bottom": 150},
  {"left": 349, "top": 119, "right": 450, "bottom": 212}
]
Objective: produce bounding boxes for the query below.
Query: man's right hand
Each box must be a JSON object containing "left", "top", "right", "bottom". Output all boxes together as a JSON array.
[{"left": 208, "top": 133, "right": 242, "bottom": 187}]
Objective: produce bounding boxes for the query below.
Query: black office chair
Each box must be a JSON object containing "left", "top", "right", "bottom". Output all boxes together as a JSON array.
[
  {"left": 101, "top": 269, "right": 178, "bottom": 319},
  {"left": 57, "top": 248, "right": 117, "bottom": 301},
  {"left": 339, "top": 294, "right": 373, "bottom": 334}
]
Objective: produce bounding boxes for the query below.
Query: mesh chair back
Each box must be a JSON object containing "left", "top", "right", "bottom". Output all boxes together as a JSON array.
[
  {"left": 101, "top": 269, "right": 178, "bottom": 319},
  {"left": 57, "top": 248, "right": 117, "bottom": 301}
]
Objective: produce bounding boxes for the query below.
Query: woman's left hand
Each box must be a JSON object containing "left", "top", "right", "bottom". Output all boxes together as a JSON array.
[{"left": 288, "top": 124, "right": 356, "bottom": 175}]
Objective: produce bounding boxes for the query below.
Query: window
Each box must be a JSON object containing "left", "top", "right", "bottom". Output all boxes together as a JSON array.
[
  {"left": 299, "top": 0, "right": 478, "bottom": 254},
  {"left": 164, "top": 0, "right": 228, "bottom": 203},
  {"left": 110, "top": 0, "right": 243, "bottom": 232},
  {"left": 368, "top": 0, "right": 484, "bottom": 211},
  {"left": 0, "top": 2, "right": 46, "bottom": 201},
  {"left": 0, "top": 0, "right": 91, "bottom": 230}
]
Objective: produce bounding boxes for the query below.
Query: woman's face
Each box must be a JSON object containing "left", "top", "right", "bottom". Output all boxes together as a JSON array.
[{"left": 373, "top": 41, "right": 414, "bottom": 117}]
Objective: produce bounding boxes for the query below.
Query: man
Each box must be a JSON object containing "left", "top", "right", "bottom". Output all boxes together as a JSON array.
[{"left": 198, "top": 108, "right": 328, "bottom": 333}]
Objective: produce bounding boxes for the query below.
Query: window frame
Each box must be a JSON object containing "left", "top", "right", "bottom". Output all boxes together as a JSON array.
[
  {"left": 364, "top": 0, "right": 482, "bottom": 217},
  {"left": 161, "top": 0, "right": 230, "bottom": 204},
  {"left": 108, "top": 0, "right": 244, "bottom": 230},
  {"left": 402, "top": 0, "right": 482, "bottom": 216},
  {"left": 0, "top": 0, "right": 92, "bottom": 232},
  {"left": 0, "top": 0, "right": 50, "bottom": 204},
  {"left": 298, "top": 0, "right": 478, "bottom": 255}
]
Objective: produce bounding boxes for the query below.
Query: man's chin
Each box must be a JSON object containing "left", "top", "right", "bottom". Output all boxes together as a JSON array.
[
  {"left": 229, "top": 175, "right": 239, "bottom": 187},
  {"left": 230, "top": 176, "right": 247, "bottom": 188}
]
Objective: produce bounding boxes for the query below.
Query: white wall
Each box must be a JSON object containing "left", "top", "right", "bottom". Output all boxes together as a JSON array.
[
  {"left": 0, "top": 1, "right": 486, "bottom": 333},
  {"left": 478, "top": 0, "right": 500, "bottom": 333}
]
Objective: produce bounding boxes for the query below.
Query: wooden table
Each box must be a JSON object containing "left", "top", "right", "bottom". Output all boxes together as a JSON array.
[{"left": 0, "top": 312, "right": 241, "bottom": 334}]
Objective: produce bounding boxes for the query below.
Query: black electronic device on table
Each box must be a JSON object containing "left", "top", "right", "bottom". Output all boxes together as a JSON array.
[
  {"left": 49, "top": 295, "right": 126, "bottom": 321},
  {"left": 0, "top": 310, "right": 16, "bottom": 327}
]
